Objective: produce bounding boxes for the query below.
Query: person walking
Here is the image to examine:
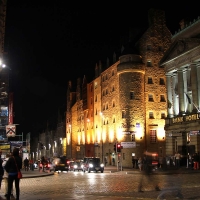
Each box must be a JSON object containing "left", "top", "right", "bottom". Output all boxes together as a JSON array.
[
  {"left": 138, "top": 157, "right": 143, "bottom": 171},
  {"left": 2, "top": 153, "right": 14, "bottom": 198},
  {"left": 4, "top": 148, "right": 22, "bottom": 200},
  {"left": 174, "top": 151, "right": 181, "bottom": 168},
  {"left": 138, "top": 151, "right": 161, "bottom": 192},
  {"left": 23, "top": 157, "right": 29, "bottom": 171}
]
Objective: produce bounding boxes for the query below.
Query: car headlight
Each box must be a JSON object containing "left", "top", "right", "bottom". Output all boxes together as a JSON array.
[
  {"left": 100, "top": 163, "right": 104, "bottom": 167},
  {"left": 89, "top": 163, "right": 93, "bottom": 167},
  {"left": 81, "top": 164, "right": 84, "bottom": 168},
  {"left": 74, "top": 165, "right": 78, "bottom": 168}
]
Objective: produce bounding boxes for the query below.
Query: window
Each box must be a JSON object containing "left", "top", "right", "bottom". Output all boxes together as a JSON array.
[
  {"left": 159, "top": 78, "right": 165, "bottom": 85},
  {"left": 148, "top": 94, "right": 154, "bottom": 102},
  {"left": 95, "top": 95, "right": 97, "bottom": 102},
  {"left": 95, "top": 109, "right": 97, "bottom": 115},
  {"left": 149, "top": 112, "right": 154, "bottom": 119},
  {"left": 113, "top": 118, "right": 115, "bottom": 123},
  {"left": 91, "top": 97, "right": 93, "bottom": 104},
  {"left": 150, "top": 130, "right": 157, "bottom": 143},
  {"left": 158, "top": 46, "right": 163, "bottom": 51},
  {"left": 112, "top": 86, "right": 115, "bottom": 92},
  {"left": 161, "top": 112, "right": 166, "bottom": 119},
  {"left": 130, "top": 92, "right": 134, "bottom": 100},
  {"left": 160, "top": 95, "right": 166, "bottom": 102},
  {"left": 106, "top": 89, "right": 108, "bottom": 95},
  {"left": 148, "top": 77, "right": 153, "bottom": 84},
  {"left": 122, "top": 110, "right": 125, "bottom": 119},
  {"left": 131, "top": 134, "right": 135, "bottom": 142},
  {"left": 112, "top": 101, "right": 115, "bottom": 107},
  {"left": 112, "top": 70, "right": 114, "bottom": 76},
  {"left": 147, "top": 60, "right": 152, "bottom": 67},
  {"left": 147, "top": 45, "right": 152, "bottom": 51},
  {"left": 106, "top": 103, "right": 108, "bottom": 110}
]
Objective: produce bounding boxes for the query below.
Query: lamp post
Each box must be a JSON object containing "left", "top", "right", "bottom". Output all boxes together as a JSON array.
[{"left": 100, "top": 112, "right": 103, "bottom": 162}]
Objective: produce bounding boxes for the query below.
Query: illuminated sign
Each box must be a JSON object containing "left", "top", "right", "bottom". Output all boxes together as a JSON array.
[{"left": 172, "top": 113, "right": 200, "bottom": 124}]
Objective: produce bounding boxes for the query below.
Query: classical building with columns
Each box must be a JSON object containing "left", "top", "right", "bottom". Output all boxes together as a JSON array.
[
  {"left": 160, "top": 17, "right": 200, "bottom": 163},
  {"left": 66, "top": 8, "right": 171, "bottom": 168}
]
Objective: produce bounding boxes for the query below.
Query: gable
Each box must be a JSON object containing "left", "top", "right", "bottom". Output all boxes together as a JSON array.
[{"left": 160, "top": 38, "right": 200, "bottom": 66}]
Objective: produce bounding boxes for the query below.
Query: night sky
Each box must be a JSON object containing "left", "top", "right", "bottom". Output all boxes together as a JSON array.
[{"left": 4, "top": 1, "right": 200, "bottom": 137}]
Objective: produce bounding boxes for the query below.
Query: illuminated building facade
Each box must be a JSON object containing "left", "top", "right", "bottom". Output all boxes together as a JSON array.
[
  {"left": 66, "top": 9, "right": 171, "bottom": 167},
  {"left": 161, "top": 17, "right": 200, "bottom": 162},
  {"left": 0, "top": 0, "right": 10, "bottom": 144}
]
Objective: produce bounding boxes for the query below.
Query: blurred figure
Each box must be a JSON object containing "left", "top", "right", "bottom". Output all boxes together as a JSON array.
[
  {"left": 23, "top": 157, "right": 29, "bottom": 171},
  {"left": 138, "top": 157, "right": 143, "bottom": 171},
  {"left": 174, "top": 151, "right": 181, "bottom": 168},
  {"left": 2, "top": 153, "right": 14, "bottom": 198},
  {"left": 138, "top": 151, "right": 161, "bottom": 192},
  {"left": 4, "top": 147, "right": 22, "bottom": 200}
]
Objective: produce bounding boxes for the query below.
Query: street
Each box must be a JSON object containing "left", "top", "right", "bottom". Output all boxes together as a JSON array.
[{"left": 0, "top": 170, "right": 200, "bottom": 200}]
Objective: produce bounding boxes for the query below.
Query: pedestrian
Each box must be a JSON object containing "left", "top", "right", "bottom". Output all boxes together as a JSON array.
[
  {"left": 104, "top": 157, "right": 107, "bottom": 166},
  {"left": 138, "top": 157, "right": 143, "bottom": 171},
  {"left": 4, "top": 147, "right": 22, "bottom": 200},
  {"left": 23, "top": 157, "right": 29, "bottom": 171},
  {"left": 174, "top": 151, "right": 181, "bottom": 168},
  {"left": 0, "top": 149, "right": 4, "bottom": 189},
  {"left": 138, "top": 151, "right": 161, "bottom": 192},
  {"left": 132, "top": 157, "right": 135, "bottom": 168},
  {"left": 2, "top": 153, "right": 14, "bottom": 198}
]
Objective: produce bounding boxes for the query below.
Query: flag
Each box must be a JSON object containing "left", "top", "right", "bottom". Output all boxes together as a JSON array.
[{"left": 185, "top": 93, "right": 191, "bottom": 104}]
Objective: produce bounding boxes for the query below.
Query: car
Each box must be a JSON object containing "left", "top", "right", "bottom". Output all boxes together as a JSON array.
[
  {"left": 83, "top": 157, "right": 104, "bottom": 173},
  {"left": 53, "top": 156, "right": 69, "bottom": 172},
  {"left": 73, "top": 160, "right": 84, "bottom": 171},
  {"left": 67, "top": 160, "right": 75, "bottom": 171}
]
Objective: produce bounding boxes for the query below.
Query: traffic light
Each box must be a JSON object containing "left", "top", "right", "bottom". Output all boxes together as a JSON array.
[
  {"left": 117, "top": 143, "right": 121, "bottom": 152},
  {"left": 114, "top": 143, "right": 116, "bottom": 152}
]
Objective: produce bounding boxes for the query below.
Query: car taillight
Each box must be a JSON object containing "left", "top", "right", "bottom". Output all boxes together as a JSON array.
[{"left": 39, "top": 163, "right": 42, "bottom": 167}]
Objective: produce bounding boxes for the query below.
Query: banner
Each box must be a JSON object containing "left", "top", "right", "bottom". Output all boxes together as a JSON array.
[
  {"left": 6, "top": 125, "right": 16, "bottom": 137},
  {"left": 8, "top": 92, "right": 13, "bottom": 125}
]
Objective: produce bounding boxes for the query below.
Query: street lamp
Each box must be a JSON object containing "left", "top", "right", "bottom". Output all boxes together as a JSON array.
[{"left": 100, "top": 112, "right": 104, "bottom": 162}]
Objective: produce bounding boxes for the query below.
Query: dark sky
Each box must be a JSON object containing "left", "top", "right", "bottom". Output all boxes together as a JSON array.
[{"left": 4, "top": 1, "right": 200, "bottom": 136}]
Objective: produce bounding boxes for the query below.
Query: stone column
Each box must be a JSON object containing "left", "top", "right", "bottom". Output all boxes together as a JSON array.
[
  {"left": 172, "top": 73, "right": 179, "bottom": 115},
  {"left": 166, "top": 73, "right": 173, "bottom": 117},
  {"left": 177, "top": 69, "right": 185, "bottom": 115},
  {"left": 190, "top": 63, "right": 198, "bottom": 112},
  {"left": 196, "top": 63, "right": 200, "bottom": 109}
]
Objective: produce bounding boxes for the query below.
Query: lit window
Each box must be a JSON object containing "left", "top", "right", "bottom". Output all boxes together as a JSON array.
[{"left": 150, "top": 130, "right": 157, "bottom": 143}]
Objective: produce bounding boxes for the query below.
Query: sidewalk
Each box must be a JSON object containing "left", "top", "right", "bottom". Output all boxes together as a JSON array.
[{"left": 19, "top": 165, "right": 200, "bottom": 178}]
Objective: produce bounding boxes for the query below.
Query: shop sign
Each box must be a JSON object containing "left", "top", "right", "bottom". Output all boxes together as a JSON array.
[
  {"left": 172, "top": 113, "right": 200, "bottom": 124},
  {"left": 121, "top": 142, "right": 136, "bottom": 148}
]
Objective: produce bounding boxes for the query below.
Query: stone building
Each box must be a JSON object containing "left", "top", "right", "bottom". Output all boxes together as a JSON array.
[
  {"left": 160, "top": 17, "right": 200, "bottom": 164},
  {"left": 66, "top": 8, "right": 172, "bottom": 168}
]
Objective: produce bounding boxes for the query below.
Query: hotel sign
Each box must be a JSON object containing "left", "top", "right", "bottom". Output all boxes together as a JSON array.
[{"left": 172, "top": 113, "right": 200, "bottom": 124}]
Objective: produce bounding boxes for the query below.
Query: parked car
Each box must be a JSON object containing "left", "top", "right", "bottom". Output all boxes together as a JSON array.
[
  {"left": 53, "top": 156, "right": 69, "bottom": 172},
  {"left": 83, "top": 157, "right": 104, "bottom": 173},
  {"left": 73, "top": 160, "right": 84, "bottom": 171}
]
